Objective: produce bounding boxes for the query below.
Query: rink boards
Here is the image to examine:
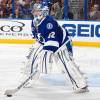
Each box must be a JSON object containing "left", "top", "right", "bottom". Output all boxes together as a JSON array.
[{"left": 0, "top": 19, "right": 100, "bottom": 47}]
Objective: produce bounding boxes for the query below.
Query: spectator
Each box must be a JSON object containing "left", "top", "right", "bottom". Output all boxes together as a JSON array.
[
  {"left": 68, "top": 11, "right": 74, "bottom": 19},
  {"left": 89, "top": 4, "right": 100, "bottom": 20},
  {"left": 61, "top": 0, "right": 74, "bottom": 20},
  {"left": 50, "top": 0, "right": 62, "bottom": 19},
  {"left": 1, "top": 0, "right": 7, "bottom": 18},
  {"left": 19, "top": 0, "right": 33, "bottom": 19},
  {"left": 0, "top": 3, "right": 4, "bottom": 18}
]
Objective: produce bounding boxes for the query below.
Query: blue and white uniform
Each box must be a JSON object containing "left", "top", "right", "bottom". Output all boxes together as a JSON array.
[
  {"left": 31, "top": 15, "right": 72, "bottom": 53},
  {"left": 25, "top": 4, "right": 88, "bottom": 93}
]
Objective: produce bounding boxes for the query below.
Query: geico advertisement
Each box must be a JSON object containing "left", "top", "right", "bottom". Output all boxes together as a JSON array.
[
  {"left": 58, "top": 21, "right": 100, "bottom": 42},
  {"left": 0, "top": 20, "right": 32, "bottom": 39},
  {"left": 0, "top": 20, "right": 100, "bottom": 42}
]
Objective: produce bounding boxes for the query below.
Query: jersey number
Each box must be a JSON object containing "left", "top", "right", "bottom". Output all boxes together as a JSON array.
[{"left": 48, "top": 32, "right": 55, "bottom": 38}]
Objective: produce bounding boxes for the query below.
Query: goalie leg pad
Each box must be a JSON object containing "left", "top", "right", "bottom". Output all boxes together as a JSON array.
[
  {"left": 57, "top": 46, "right": 87, "bottom": 89},
  {"left": 23, "top": 42, "right": 43, "bottom": 76}
]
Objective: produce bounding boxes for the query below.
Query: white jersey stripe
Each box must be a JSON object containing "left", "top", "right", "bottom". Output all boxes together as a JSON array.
[
  {"left": 44, "top": 41, "right": 59, "bottom": 47},
  {"left": 62, "top": 27, "right": 66, "bottom": 43}
]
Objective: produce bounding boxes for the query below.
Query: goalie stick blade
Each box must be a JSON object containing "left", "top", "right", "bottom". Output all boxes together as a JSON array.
[
  {"left": 4, "top": 71, "right": 38, "bottom": 97},
  {"left": 4, "top": 88, "right": 18, "bottom": 96}
]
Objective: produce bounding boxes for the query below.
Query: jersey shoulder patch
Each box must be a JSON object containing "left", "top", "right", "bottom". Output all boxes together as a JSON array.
[{"left": 46, "top": 23, "right": 53, "bottom": 29}]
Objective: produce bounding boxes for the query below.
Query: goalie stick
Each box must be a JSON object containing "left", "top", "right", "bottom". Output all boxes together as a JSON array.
[{"left": 4, "top": 39, "right": 70, "bottom": 97}]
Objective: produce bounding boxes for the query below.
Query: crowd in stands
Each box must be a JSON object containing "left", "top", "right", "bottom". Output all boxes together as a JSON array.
[
  {"left": 0, "top": 0, "right": 74, "bottom": 19},
  {"left": 0, "top": 0, "right": 100, "bottom": 20}
]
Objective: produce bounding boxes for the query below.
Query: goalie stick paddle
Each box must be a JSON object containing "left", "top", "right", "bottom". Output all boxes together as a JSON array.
[{"left": 4, "top": 70, "right": 37, "bottom": 97}]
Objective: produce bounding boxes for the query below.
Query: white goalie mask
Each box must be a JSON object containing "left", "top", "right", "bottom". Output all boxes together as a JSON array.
[{"left": 32, "top": 4, "right": 49, "bottom": 26}]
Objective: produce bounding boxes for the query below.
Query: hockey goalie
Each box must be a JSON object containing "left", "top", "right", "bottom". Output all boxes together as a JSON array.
[{"left": 22, "top": 3, "right": 89, "bottom": 94}]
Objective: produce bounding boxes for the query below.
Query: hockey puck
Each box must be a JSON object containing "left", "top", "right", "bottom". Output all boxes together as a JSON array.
[{"left": 6, "top": 94, "right": 12, "bottom": 97}]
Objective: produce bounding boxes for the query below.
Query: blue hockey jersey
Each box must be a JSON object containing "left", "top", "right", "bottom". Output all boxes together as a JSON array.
[{"left": 31, "top": 15, "right": 72, "bottom": 52}]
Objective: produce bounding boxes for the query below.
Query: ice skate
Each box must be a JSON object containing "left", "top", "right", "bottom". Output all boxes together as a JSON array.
[{"left": 74, "top": 86, "right": 89, "bottom": 93}]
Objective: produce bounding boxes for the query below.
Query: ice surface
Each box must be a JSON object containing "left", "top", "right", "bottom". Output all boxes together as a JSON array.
[{"left": 0, "top": 44, "right": 100, "bottom": 100}]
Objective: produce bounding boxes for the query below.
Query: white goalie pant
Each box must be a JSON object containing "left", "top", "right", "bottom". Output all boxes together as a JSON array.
[
  {"left": 23, "top": 42, "right": 43, "bottom": 78},
  {"left": 23, "top": 42, "right": 53, "bottom": 82},
  {"left": 56, "top": 45, "right": 87, "bottom": 89}
]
